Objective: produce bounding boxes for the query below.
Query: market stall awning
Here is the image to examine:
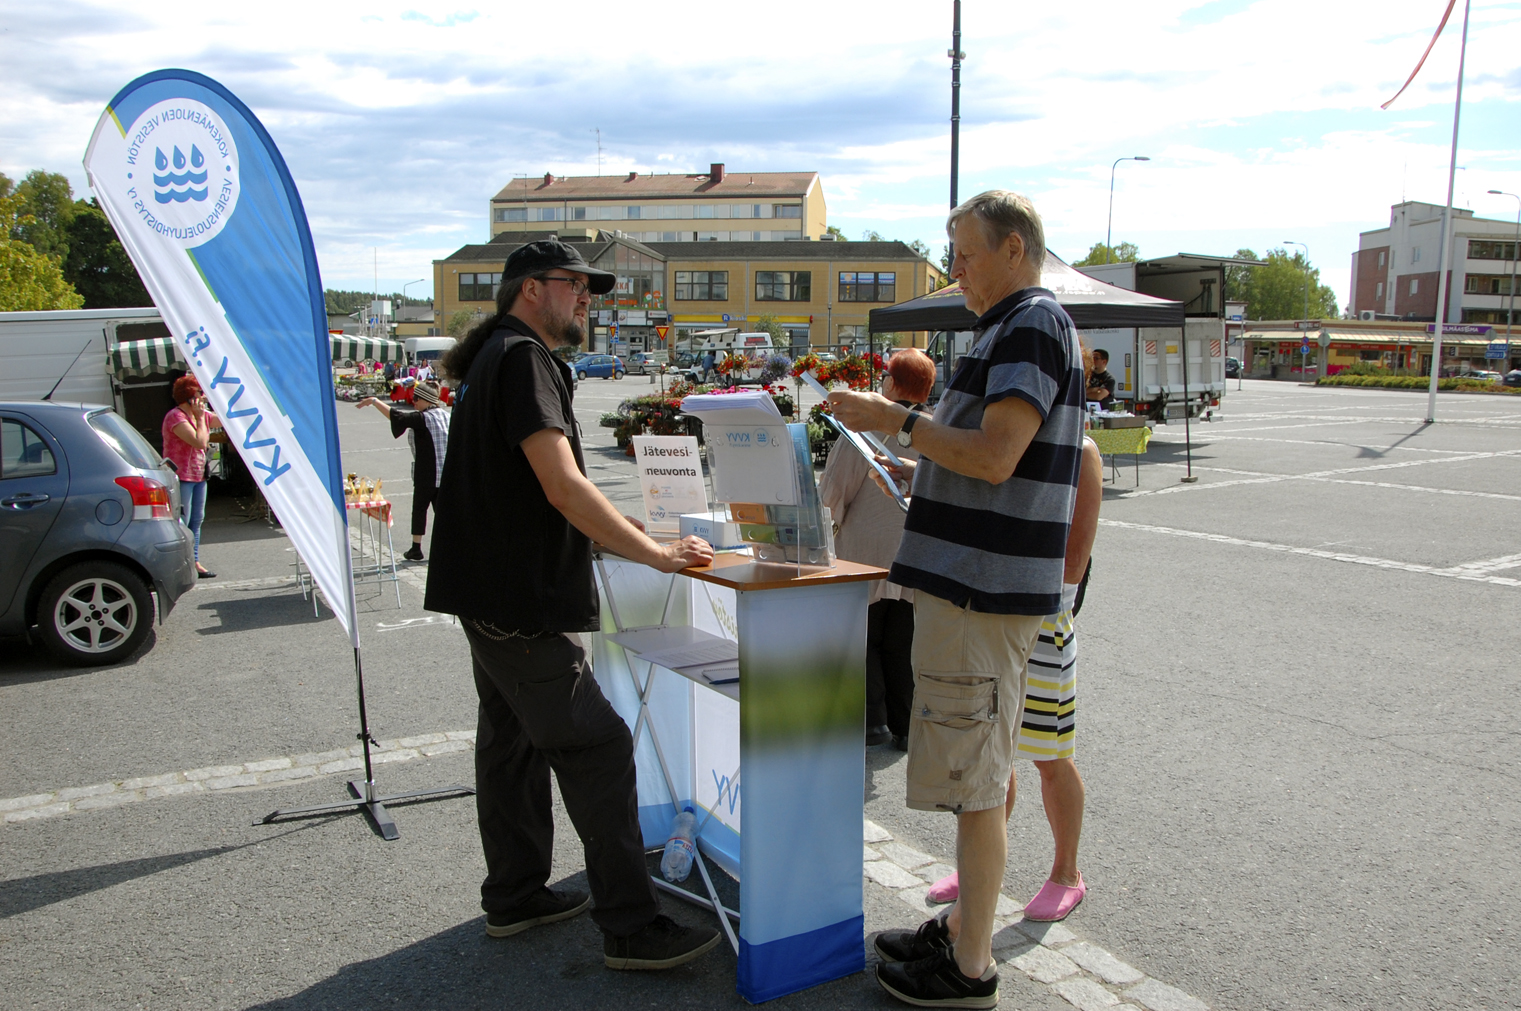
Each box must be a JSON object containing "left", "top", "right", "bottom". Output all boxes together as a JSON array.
[
  {"left": 869, "top": 252, "right": 1187, "bottom": 333},
  {"left": 109, "top": 337, "right": 183, "bottom": 376},
  {"left": 331, "top": 335, "right": 406, "bottom": 363}
]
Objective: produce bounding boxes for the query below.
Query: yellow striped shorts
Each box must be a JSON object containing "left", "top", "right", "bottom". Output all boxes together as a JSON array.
[{"left": 1015, "top": 610, "right": 1076, "bottom": 761}]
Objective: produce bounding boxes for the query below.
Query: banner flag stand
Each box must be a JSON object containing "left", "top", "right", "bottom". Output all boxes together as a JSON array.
[{"left": 84, "top": 69, "right": 471, "bottom": 840}]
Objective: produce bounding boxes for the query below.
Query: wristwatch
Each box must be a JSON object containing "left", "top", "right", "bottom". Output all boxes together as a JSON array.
[{"left": 896, "top": 410, "right": 921, "bottom": 448}]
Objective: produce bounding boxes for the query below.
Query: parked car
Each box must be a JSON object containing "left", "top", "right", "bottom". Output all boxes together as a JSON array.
[
  {"left": 575, "top": 354, "right": 626, "bottom": 380},
  {"left": 1225, "top": 356, "right": 1242, "bottom": 378},
  {"left": 626, "top": 352, "right": 665, "bottom": 375},
  {"left": 1467, "top": 370, "right": 1502, "bottom": 382},
  {"left": 1505, "top": 369, "right": 1521, "bottom": 388},
  {"left": 0, "top": 402, "right": 195, "bottom": 665}
]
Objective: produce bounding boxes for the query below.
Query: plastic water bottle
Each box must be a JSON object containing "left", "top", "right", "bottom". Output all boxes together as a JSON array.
[{"left": 660, "top": 806, "right": 697, "bottom": 882}]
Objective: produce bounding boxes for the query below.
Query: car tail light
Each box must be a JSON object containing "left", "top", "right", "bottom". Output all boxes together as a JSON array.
[
  {"left": 1209, "top": 398, "right": 1219, "bottom": 406},
  {"left": 115, "top": 475, "right": 174, "bottom": 520}
]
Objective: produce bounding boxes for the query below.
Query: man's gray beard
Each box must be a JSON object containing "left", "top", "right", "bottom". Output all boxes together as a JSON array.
[{"left": 543, "top": 303, "right": 586, "bottom": 347}]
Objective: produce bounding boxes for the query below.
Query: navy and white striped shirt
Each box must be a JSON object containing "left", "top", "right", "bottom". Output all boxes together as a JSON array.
[{"left": 889, "top": 286, "right": 1085, "bottom": 616}]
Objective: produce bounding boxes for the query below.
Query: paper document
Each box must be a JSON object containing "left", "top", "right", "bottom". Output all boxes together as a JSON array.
[
  {"left": 608, "top": 625, "right": 739, "bottom": 671},
  {"left": 820, "top": 413, "right": 909, "bottom": 513},
  {"left": 680, "top": 389, "right": 784, "bottom": 428}
]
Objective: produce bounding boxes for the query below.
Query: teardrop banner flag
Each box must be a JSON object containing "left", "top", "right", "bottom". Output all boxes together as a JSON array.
[{"left": 84, "top": 70, "right": 359, "bottom": 646}]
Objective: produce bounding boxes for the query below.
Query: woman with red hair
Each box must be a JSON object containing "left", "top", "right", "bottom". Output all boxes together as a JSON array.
[
  {"left": 818, "top": 347, "right": 935, "bottom": 749},
  {"left": 162, "top": 375, "right": 215, "bottom": 578}
]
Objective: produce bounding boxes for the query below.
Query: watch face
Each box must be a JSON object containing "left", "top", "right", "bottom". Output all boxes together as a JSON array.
[{"left": 896, "top": 429, "right": 912, "bottom": 447}]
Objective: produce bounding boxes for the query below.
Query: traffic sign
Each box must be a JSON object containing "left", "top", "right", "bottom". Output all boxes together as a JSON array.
[
  {"left": 1487, "top": 342, "right": 1511, "bottom": 360},
  {"left": 721, "top": 314, "right": 731, "bottom": 322},
  {"left": 655, "top": 325, "right": 670, "bottom": 340}
]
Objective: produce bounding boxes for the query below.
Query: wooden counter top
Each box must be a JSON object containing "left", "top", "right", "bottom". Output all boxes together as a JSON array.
[{"left": 597, "top": 548, "right": 888, "bottom": 592}]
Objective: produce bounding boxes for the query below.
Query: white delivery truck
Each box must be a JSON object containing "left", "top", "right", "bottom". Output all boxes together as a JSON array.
[
  {"left": 403, "top": 336, "right": 455, "bottom": 365},
  {"left": 681, "top": 328, "right": 775, "bottom": 383}
]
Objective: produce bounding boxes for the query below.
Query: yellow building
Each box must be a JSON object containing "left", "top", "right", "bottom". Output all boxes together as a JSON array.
[
  {"left": 490, "top": 165, "right": 826, "bottom": 244},
  {"left": 432, "top": 230, "right": 945, "bottom": 354},
  {"left": 649, "top": 240, "right": 944, "bottom": 351}
]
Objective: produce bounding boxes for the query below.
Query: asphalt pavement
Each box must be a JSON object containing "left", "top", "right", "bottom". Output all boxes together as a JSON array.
[{"left": 1, "top": 376, "right": 1518, "bottom": 1010}]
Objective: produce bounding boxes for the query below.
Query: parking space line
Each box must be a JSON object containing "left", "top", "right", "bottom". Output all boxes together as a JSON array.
[
  {"left": 1099, "top": 519, "right": 1521, "bottom": 588},
  {"left": 1143, "top": 463, "right": 1521, "bottom": 503},
  {"left": 1119, "top": 449, "right": 1521, "bottom": 498}
]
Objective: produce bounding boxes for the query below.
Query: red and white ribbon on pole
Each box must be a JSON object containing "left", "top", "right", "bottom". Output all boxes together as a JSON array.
[{"left": 1381, "top": 0, "right": 1459, "bottom": 109}]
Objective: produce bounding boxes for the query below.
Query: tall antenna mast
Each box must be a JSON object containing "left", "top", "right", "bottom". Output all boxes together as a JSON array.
[
  {"left": 948, "top": 1, "right": 965, "bottom": 263},
  {"left": 595, "top": 127, "right": 603, "bottom": 176}
]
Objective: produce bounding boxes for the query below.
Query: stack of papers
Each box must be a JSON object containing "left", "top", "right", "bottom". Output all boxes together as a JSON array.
[{"left": 680, "top": 389, "right": 784, "bottom": 427}]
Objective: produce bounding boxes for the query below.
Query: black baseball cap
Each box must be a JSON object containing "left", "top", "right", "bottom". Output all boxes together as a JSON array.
[{"left": 503, "top": 238, "right": 617, "bottom": 295}]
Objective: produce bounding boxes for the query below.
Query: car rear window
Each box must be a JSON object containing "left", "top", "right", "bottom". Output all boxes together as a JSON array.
[{"left": 88, "top": 410, "right": 163, "bottom": 471}]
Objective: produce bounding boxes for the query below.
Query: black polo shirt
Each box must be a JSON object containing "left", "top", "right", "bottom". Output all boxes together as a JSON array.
[{"left": 423, "top": 317, "right": 598, "bottom": 631}]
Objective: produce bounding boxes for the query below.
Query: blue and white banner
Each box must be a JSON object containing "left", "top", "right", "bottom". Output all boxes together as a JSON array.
[{"left": 84, "top": 70, "right": 358, "bottom": 646}]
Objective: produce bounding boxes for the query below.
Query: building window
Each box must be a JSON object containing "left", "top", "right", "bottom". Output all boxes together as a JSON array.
[
  {"left": 627, "top": 206, "right": 640, "bottom": 220},
  {"left": 572, "top": 207, "right": 588, "bottom": 220},
  {"left": 1409, "top": 278, "right": 1419, "bottom": 296},
  {"left": 773, "top": 204, "right": 802, "bottom": 219},
  {"left": 494, "top": 207, "right": 527, "bottom": 223},
  {"left": 1465, "top": 274, "right": 1516, "bottom": 295},
  {"left": 731, "top": 204, "right": 751, "bottom": 219},
  {"left": 1469, "top": 239, "right": 1519, "bottom": 260},
  {"left": 755, "top": 270, "right": 811, "bottom": 301},
  {"left": 1375, "top": 281, "right": 1384, "bottom": 299},
  {"left": 674, "top": 271, "right": 728, "bottom": 301},
  {"left": 1378, "top": 251, "right": 1386, "bottom": 268},
  {"left": 1411, "top": 246, "right": 1420, "bottom": 263},
  {"left": 695, "top": 205, "right": 714, "bottom": 219},
  {"left": 459, "top": 272, "right": 502, "bottom": 301},
  {"left": 838, "top": 271, "right": 897, "bottom": 302}
]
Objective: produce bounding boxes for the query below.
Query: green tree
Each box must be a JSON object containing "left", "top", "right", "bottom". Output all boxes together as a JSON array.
[
  {"left": 908, "top": 239, "right": 932, "bottom": 261},
  {"left": 63, "top": 198, "right": 152, "bottom": 308},
  {"left": 0, "top": 172, "right": 12, "bottom": 198},
  {"left": 11, "top": 170, "right": 77, "bottom": 262},
  {"left": 752, "top": 312, "right": 787, "bottom": 346},
  {"left": 861, "top": 228, "right": 885, "bottom": 241},
  {"left": 824, "top": 225, "right": 848, "bottom": 242},
  {"left": 445, "top": 310, "right": 475, "bottom": 337},
  {"left": 1241, "top": 248, "right": 1338, "bottom": 320},
  {"left": 0, "top": 193, "right": 84, "bottom": 310},
  {"left": 1072, "top": 241, "right": 1139, "bottom": 267}
]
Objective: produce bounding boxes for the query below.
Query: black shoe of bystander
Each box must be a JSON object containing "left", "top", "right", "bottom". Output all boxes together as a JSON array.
[
  {"left": 604, "top": 914, "right": 721, "bottom": 970},
  {"left": 485, "top": 887, "right": 590, "bottom": 938},
  {"left": 876, "top": 948, "right": 999, "bottom": 1008}
]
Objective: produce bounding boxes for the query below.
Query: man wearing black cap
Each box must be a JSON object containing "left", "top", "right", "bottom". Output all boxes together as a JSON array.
[{"left": 426, "top": 239, "right": 720, "bottom": 970}]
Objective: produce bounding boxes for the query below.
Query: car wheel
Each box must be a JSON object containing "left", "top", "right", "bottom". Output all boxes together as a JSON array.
[
  {"left": 614, "top": 371, "right": 625, "bottom": 380},
  {"left": 37, "top": 561, "right": 153, "bottom": 666},
  {"left": 577, "top": 370, "right": 588, "bottom": 380}
]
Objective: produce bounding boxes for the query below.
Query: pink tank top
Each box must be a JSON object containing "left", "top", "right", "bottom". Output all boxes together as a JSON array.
[{"left": 162, "top": 406, "right": 207, "bottom": 482}]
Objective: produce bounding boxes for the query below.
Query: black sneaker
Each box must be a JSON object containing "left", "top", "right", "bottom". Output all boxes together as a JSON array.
[
  {"left": 876, "top": 949, "right": 999, "bottom": 1009},
  {"left": 604, "top": 913, "right": 722, "bottom": 970},
  {"left": 867, "top": 724, "right": 892, "bottom": 746},
  {"left": 485, "top": 887, "right": 590, "bottom": 938},
  {"left": 402, "top": 545, "right": 424, "bottom": 562},
  {"left": 891, "top": 734, "right": 909, "bottom": 752},
  {"left": 874, "top": 911, "right": 952, "bottom": 963}
]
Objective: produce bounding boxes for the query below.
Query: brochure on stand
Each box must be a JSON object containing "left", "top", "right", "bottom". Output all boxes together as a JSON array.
[{"left": 681, "top": 390, "right": 795, "bottom": 506}]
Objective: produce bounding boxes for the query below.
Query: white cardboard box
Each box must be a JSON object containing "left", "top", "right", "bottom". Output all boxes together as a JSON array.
[{"left": 680, "top": 511, "right": 747, "bottom": 551}]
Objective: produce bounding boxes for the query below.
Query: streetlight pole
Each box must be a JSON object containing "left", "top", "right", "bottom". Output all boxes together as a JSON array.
[
  {"left": 947, "top": 1, "right": 965, "bottom": 265},
  {"left": 1106, "top": 156, "right": 1150, "bottom": 264},
  {"left": 1488, "top": 190, "right": 1521, "bottom": 356},
  {"left": 1284, "top": 241, "right": 1312, "bottom": 376}
]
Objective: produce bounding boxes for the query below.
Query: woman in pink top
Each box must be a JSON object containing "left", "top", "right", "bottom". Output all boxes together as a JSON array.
[{"left": 162, "top": 375, "right": 215, "bottom": 578}]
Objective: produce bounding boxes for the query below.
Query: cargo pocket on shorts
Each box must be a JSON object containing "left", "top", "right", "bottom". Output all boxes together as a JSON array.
[{"left": 907, "top": 674, "right": 1005, "bottom": 809}]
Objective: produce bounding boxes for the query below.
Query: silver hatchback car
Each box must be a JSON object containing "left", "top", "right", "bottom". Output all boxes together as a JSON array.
[{"left": 0, "top": 402, "right": 196, "bottom": 665}]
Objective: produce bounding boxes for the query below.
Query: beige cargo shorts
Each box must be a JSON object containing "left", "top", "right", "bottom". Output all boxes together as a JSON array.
[{"left": 905, "top": 592, "right": 1044, "bottom": 814}]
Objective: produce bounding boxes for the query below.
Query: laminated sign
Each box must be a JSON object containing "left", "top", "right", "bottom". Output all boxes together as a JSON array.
[
  {"left": 631, "top": 435, "right": 706, "bottom": 535},
  {"left": 83, "top": 70, "right": 359, "bottom": 644}
]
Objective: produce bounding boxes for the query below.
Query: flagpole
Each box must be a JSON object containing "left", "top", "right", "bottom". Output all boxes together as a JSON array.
[{"left": 1426, "top": 0, "right": 1472, "bottom": 424}]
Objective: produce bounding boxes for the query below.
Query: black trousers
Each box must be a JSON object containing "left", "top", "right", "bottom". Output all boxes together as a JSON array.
[
  {"left": 411, "top": 478, "right": 437, "bottom": 537},
  {"left": 464, "top": 623, "right": 659, "bottom": 937},
  {"left": 866, "top": 597, "right": 915, "bottom": 737}
]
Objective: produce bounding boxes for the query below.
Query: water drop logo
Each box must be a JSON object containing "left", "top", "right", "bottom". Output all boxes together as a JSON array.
[
  {"left": 153, "top": 144, "right": 209, "bottom": 203},
  {"left": 118, "top": 98, "right": 240, "bottom": 248}
]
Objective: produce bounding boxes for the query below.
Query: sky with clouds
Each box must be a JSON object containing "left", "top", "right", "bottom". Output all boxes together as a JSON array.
[{"left": 2, "top": 0, "right": 1518, "bottom": 306}]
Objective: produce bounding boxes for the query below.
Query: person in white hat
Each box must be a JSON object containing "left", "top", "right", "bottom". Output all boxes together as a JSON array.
[{"left": 356, "top": 380, "right": 449, "bottom": 561}]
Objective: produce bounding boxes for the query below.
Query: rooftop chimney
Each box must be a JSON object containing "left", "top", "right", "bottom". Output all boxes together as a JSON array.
[
  {"left": 627, "top": 171, "right": 638, "bottom": 182},
  {"left": 543, "top": 172, "right": 554, "bottom": 186},
  {"left": 710, "top": 162, "right": 725, "bottom": 183}
]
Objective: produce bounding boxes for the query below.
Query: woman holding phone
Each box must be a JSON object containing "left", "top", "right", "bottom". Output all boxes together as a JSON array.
[{"left": 162, "top": 374, "right": 216, "bottom": 578}]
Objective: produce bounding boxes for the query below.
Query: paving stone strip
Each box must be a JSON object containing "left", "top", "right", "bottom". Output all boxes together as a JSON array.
[
  {"left": 861, "top": 816, "right": 1211, "bottom": 1011},
  {"left": 0, "top": 731, "right": 478, "bottom": 825}
]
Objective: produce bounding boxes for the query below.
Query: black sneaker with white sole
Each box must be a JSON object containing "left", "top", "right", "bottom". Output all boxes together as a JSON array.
[
  {"left": 874, "top": 911, "right": 952, "bottom": 963},
  {"left": 876, "top": 949, "right": 999, "bottom": 1009},
  {"left": 604, "top": 913, "right": 722, "bottom": 970},
  {"left": 484, "top": 887, "right": 590, "bottom": 938}
]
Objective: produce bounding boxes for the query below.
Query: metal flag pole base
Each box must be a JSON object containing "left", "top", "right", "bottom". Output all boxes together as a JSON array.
[
  {"left": 255, "top": 646, "right": 474, "bottom": 841},
  {"left": 255, "top": 778, "right": 474, "bottom": 842}
]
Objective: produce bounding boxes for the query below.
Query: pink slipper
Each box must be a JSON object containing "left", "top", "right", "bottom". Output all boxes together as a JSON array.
[
  {"left": 926, "top": 871, "right": 959, "bottom": 904},
  {"left": 1024, "top": 874, "right": 1085, "bottom": 921}
]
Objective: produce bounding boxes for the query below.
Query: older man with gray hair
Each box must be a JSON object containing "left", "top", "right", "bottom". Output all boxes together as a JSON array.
[{"left": 828, "top": 190, "right": 1086, "bottom": 1008}]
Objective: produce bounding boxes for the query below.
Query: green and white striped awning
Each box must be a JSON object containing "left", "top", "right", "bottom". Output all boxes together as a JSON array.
[
  {"left": 109, "top": 334, "right": 407, "bottom": 377},
  {"left": 330, "top": 335, "right": 406, "bottom": 363},
  {"left": 109, "top": 337, "right": 184, "bottom": 377}
]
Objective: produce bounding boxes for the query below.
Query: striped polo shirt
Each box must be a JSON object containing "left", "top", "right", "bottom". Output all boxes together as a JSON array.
[{"left": 889, "top": 286, "right": 1085, "bottom": 616}]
